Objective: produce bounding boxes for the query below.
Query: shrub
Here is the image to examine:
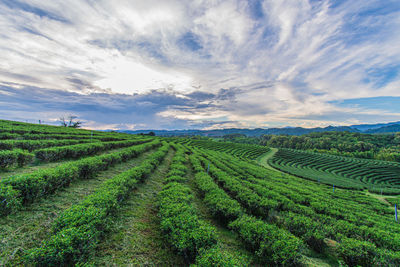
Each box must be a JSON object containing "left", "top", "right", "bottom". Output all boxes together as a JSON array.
[{"left": 337, "top": 237, "right": 377, "bottom": 267}]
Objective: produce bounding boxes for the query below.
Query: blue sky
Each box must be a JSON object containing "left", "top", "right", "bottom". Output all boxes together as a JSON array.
[{"left": 0, "top": 0, "right": 399, "bottom": 130}]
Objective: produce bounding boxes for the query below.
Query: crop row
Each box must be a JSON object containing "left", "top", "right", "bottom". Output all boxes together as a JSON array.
[
  {"left": 189, "top": 153, "right": 303, "bottom": 265},
  {"left": 0, "top": 132, "right": 129, "bottom": 141},
  {"left": 196, "top": 148, "right": 400, "bottom": 265},
  {"left": 0, "top": 140, "right": 161, "bottom": 216},
  {"left": 0, "top": 119, "right": 115, "bottom": 136},
  {"left": 269, "top": 148, "right": 400, "bottom": 193},
  {"left": 0, "top": 138, "right": 98, "bottom": 151},
  {"left": 175, "top": 139, "right": 269, "bottom": 160},
  {"left": 206, "top": 150, "right": 396, "bottom": 230},
  {"left": 158, "top": 143, "right": 245, "bottom": 265},
  {"left": 34, "top": 139, "right": 150, "bottom": 162},
  {"left": 0, "top": 139, "right": 151, "bottom": 169},
  {"left": 27, "top": 142, "right": 170, "bottom": 266},
  {"left": 0, "top": 149, "right": 34, "bottom": 169}
]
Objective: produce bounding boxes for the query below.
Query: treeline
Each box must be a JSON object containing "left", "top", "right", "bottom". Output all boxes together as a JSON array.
[{"left": 260, "top": 132, "right": 400, "bottom": 162}]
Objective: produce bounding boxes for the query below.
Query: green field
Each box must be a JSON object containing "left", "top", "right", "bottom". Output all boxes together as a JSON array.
[
  {"left": 269, "top": 148, "right": 400, "bottom": 194},
  {"left": 1, "top": 120, "right": 400, "bottom": 266}
]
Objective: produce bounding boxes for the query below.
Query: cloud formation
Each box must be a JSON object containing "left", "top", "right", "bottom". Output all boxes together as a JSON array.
[{"left": 0, "top": 0, "right": 399, "bottom": 129}]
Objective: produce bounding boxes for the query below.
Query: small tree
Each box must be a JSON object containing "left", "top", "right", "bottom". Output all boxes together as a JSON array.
[{"left": 59, "top": 115, "right": 82, "bottom": 128}]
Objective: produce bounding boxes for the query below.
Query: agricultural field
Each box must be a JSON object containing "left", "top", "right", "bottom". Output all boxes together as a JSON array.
[
  {"left": 269, "top": 148, "right": 400, "bottom": 194},
  {"left": 1, "top": 120, "right": 400, "bottom": 266}
]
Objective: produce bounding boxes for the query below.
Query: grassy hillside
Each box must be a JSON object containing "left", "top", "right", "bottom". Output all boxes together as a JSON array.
[{"left": 1, "top": 120, "right": 399, "bottom": 266}]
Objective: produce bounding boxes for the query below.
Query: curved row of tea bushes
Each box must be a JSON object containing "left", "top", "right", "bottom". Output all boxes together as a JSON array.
[
  {"left": 198, "top": 148, "right": 400, "bottom": 266},
  {"left": 27, "top": 142, "right": 170, "bottom": 266},
  {"left": 269, "top": 148, "right": 400, "bottom": 193},
  {"left": 0, "top": 149, "right": 34, "bottom": 169},
  {"left": 34, "top": 139, "right": 150, "bottom": 162},
  {"left": 189, "top": 153, "right": 303, "bottom": 266},
  {"left": 174, "top": 138, "right": 269, "bottom": 160},
  {"left": 158, "top": 144, "right": 245, "bottom": 266},
  {"left": 0, "top": 139, "right": 99, "bottom": 151},
  {"left": 0, "top": 140, "right": 161, "bottom": 216}
]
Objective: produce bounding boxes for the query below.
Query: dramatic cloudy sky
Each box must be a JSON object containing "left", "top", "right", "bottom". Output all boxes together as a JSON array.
[{"left": 1, "top": 0, "right": 399, "bottom": 130}]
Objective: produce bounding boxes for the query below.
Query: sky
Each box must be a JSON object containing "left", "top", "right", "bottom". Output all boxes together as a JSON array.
[{"left": 0, "top": 0, "right": 399, "bottom": 130}]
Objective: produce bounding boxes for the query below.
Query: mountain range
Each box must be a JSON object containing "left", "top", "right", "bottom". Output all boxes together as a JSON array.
[{"left": 118, "top": 121, "right": 400, "bottom": 137}]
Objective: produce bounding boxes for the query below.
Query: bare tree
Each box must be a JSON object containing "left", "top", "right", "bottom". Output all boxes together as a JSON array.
[{"left": 59, "top": 115, "right": 82, "bottom": 128}]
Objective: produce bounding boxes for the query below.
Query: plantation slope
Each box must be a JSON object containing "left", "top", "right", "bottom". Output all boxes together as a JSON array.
[
  {"left": 0, "top": 148, "right": 157, "bottom": 266},
  {"left": 91, "top": 148, "right": 185, "bottom": 266}
]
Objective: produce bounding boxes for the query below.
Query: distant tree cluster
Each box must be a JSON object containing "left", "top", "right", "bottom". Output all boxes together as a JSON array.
[
  {"left": 138, "top": 131, "right": 155, "bottom": 136},
  {"left": 260, "top": 132, "right": 400, "bottom": 162},
  {"left": 222, "top": 133, "right": 258, "bottom": 144}
]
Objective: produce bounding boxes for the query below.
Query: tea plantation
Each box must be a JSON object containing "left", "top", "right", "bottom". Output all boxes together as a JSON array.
[
  {"left": 269, "top": 148, "right": 400, "bottom": 194},
  {"left": 1, "top": 119, "right": 399, "bottom": 266}
]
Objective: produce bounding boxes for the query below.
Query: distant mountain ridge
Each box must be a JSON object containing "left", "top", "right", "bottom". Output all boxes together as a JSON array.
[
  {"left": 349, "top": 121, "right": 400, "bottom": 131},
  {"left": 365, "top": 124, "right": 400, "bottom": 133},
  {"left": 118, "top": 121, "right": 400, "bottom": 137}
]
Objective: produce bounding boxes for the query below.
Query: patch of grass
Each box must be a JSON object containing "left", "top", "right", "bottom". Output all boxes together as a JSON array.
[
  {"left": 91, "top": 149, "right": 185, "bottom": 266},
  {"left": 366, "top": 191, "right": 395, "bottom": 206},
  {"left": 0, "top": 149, "right": 156, "bottom": 266},
  {"left": 301, "top": 239, "right": 340, "bottom": 267},
  {"left": 256, "top": 147, "right": 278, "bottom": 170}
]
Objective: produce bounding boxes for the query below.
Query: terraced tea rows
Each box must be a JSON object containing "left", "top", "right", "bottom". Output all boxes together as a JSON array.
[
  {"left": 176, "top": 138, "right": 269, "bottom": 159},
  {"left": 188, "top": 146, "right": 400, "bottom": 266},
  {"left": 269, "top": 148, "right": 400, "bottom": 193},
  {"left": 1, "top": 119, "right": 399, "bottom": 266}
]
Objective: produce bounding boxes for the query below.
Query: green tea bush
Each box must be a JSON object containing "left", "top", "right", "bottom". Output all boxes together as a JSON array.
[
  {"left": 0, "top": 149, "right": 34, "bottom": 169},
  {"left": 0, "top": 140, "right": 160, "bottom": 216},
  {"left": 337, "top": 237, "right": 377, "bottom": 267},
  {"left": 34, "top": 139, "right": 148, "bottom": 162},
  {"left": 229, "top": 215, "right": 302, "bottom": 266},
  {"left": 27, "top": 143, "right": 169, "bottom": 265}
]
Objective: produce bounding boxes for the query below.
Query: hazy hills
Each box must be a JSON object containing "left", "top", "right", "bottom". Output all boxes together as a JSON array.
[{"left": 120, "top": 121, "right": 400, "bottom": 137}]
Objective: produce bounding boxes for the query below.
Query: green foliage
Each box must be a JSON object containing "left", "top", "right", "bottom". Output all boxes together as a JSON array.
[
  {"left": 190, "top": 151, "right": 303, "bottom": 266},
  {"left": 194, "top": 247, "right": 249, "bottom": 267},
  {"left": 187, "top": 145, "right": 400, "bottom": 265},
  {"left": 27, "top": 143, "right": 170, "bottom": 265},
  {"left": 269, "top": 148, "right": 400, "bottom": 192},
  {"left": 194, "top": 172, "right": 243, "bottom": 222},
  {"left": 175, "top": 138, "right": 269, "bottom": 160},
  {"left": 229, "top": 215, "right": 302, "bottom": 266},
  {"left": 159, "top": 145, "right": 217, "bottom": 261},
  {"left": 158, "top": 182, "right": 217, "bottom": 260},
  {"left": 34, "top": 139, "right": 149, "bottom": 162},
  {"left": 3, "top": 120, "right": 400, "bottom": 266},
  {"left": 0, "top": 140, "right": 161, "bottom": 215},
  {"left": 337, "top": 237, "right": 377, "bottom": 267},
  {"left": 0, "top": 139, "right": 97, "bottom": 151},
  {"left": 0, "top": 149, "right": 34, "bottom": 169},
  {"left": 0, "top": 184, "right": 22, "bottom": 216},
  {"left": 262, "top": 131, "right": 400, "bottom": 162},
  {"left": 159, "top": 144, "right": 245, "bottom": 265}
]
